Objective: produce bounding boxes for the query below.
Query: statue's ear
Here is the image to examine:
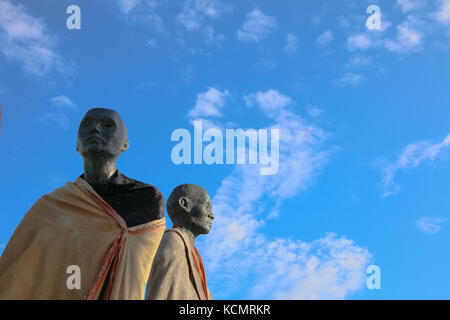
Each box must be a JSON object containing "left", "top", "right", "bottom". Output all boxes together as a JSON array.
[
  {"left": 121, "top": 139, "right": 130, "bottom": 152},
  {"left": 178, "top": 197, "right": 190, "bottom": 213}
]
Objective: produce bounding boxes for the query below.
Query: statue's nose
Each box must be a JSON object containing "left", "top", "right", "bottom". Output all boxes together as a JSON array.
[{"left": 90, "top": 124, "right": 101, "bottom": 134}]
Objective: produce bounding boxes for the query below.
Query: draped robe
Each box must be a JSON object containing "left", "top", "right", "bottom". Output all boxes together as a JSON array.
[
  {"left": 145, "top": 227, "right": 212, "bottom": 300},
  {"left": 0, "top": 177, "right": 165, "bottom": 300}
]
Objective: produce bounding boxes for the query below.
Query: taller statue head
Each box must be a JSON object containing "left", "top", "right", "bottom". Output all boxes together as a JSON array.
[
  {"left": 166, "top": 184, "right": 215, "bottom": 237},
  {"left": 76, "top": 108, "right": 129, "bottom": 161}
]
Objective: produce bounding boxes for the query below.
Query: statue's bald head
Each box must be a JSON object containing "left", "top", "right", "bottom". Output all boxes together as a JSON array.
[
  {"left": 167, "top": 184, "right": 214, "bottom": 235},
  {"left": 84, "top": 107, "right": 128, "bottom": 138},
  {"left": 76, "top": 108, "right": 129, "bottom": 159}
]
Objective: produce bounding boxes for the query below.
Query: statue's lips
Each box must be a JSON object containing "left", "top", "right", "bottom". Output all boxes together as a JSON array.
[{"left": 86, "top": 136, "right": 105, "bottom": 144}]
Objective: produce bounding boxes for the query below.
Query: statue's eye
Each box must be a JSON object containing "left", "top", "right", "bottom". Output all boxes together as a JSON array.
[
  {"left": 104, "top": 121, "right": 116, "bottom": 128},
  {"left": 81, "top": 120, "right": 91, "bottom": 128}
]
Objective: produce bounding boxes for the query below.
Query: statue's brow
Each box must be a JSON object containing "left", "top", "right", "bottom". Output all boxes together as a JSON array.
[{"left": 83, "top": 116, "right": 115, "bottom": 122}]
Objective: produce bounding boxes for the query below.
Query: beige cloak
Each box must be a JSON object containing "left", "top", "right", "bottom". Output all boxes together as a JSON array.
[
  {"left": 145, "top": 228, "right": 212, "bottom": 300},
  {"left": 0, "top": 177, "right": 165, "bottom": 300}
]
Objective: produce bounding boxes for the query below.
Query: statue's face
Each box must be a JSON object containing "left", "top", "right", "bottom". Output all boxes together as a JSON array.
[
  {"left": 188, "top": 193, "right": 214, "bottom": 235},
  {"left": 76, "top": 108, "right": 128, "bottom": 159}
]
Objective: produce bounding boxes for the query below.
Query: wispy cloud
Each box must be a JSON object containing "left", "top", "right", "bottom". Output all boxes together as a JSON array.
[
  {"left": 384, "top": 21, "right": 422, "bottom": 53},
  {"left": 335, "top": 72, "right": 365, "bottom": 88},
  {"left": 397, "top": 0, "right": 424, "bottom": 12},
  {"left": 50, "top": 96, "right": 77, "bottom": 111},
  {"left": 380, "top": 134, "right": 450, "bottom": 198},
  {"left": 193, "top": 89, "right": 369, "bottom": 299},
  {"left": 344, "top": 7, "right": 426, "bottom": 56},
  {"left": 118, "top": 0, "right": 160, "bottom": 14},
  {"left": 308, "top": 106, "right": 323, "bottom": 119},
  {"left": 316, "top": 30, "right": 333, "bottom": 46},
  {"left": 203, "top": 25, "right": 225, "bottom": 46},
  {"left": 0, "top": 0, "right": 70, "bottom": 76},
  {"left": 175, "top": 0, "right": 227, "bottom": 47},
  {"left": 417, "top": 216, "right": 448, "bottom": 234},
  {"left": 244, "top": 89, "right": 292, "bottom": 117},
  {"left": 188, "top": 87, "right": 229, "bottom": 119},
  {"left": 117, "top": 0, "right": 142, "bottom": 14},
  {"left": 36, "top": 112, "right": 70, "bottom": 130},
  {"left": 347, "top": 34, "right": 372, "bottom": 51},
  {"left": 37, "top": 95, "right": 78, "bottom": 130},
  {"left": 345, "top": 55, "right": 371, "bottom": 68},
  {"left": 283, "top": 33, "right": 298, "bottom": 54},
  {"left": 436, "top": 0, "right": 450, "bottom": 23},
  {"left": 176, "top": 0, "right": 225, "bottom": 31},
  {"left": 237, "top": 8, "right": 277, "bottom": 43}
]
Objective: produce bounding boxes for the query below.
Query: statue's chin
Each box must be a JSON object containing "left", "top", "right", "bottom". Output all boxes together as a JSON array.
[
  {"left": 81, "top": 148, "right": 116, "bottom": 160},
  {"left": 200, "top": 225, "right": 212, "bottom": 235}
]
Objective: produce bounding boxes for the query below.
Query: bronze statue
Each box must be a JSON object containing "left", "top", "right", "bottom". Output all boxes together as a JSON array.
[
  {"left": 146, "top": 184, "right": 214, "bottom": 300},
  {"left": 77, "top": 108, "right": 164, "bottom": 228},
  {"left": 0, "top": 108, "right": 166, "bottom": 300}
]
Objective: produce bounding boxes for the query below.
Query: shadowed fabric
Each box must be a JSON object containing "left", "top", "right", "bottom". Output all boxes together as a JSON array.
[
  {"left": 145, "top": 228, "right": 212, "bottom": 300},
  {"left": 0, "top": 177, "right": 165, "bottom": 300}
]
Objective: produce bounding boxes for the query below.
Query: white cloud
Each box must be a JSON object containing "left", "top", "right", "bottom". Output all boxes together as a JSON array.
[
  {"left": 397, "top": 0, "right": 423, "bottom": 12},
  {"left": 203, "top": 26, "right": 225, "bottom": 46},
  {"left": 417, "top": 216, "right": 448, "bottom": 234},
  {"left": 36, "top": 112, "right": 70, "bottom": 130},
  {"left": 180, "top": 64, "right": 194, "bottom": 82},
  {"left": 244, "top": 89, "right": 292, "bottom": 116},
  {"left": 384, "top": 22, "right": 422, "bottom": 53},
  {"left": 380, "top": 134, "right": 450, "bottom": 198},
  {"left": 50, "top": 96, "right": 76, "bottom": 111},
  {"left": 316, "top": 30, "right": 333, "bottom": 46},
  {"left": 193, "top": 89, "right": 370, "bottom": 299},
  {"left": 283, "top": 33, "right": 298, "bottom": 54},
  {"left": 346, "top": 55, "right": 371, "bottom": 68},
  {"left": 176, "top": 6, "right": 201, "bottom": 31},
  {"left": 308, "top": 106, "right": 323, "bottom": 118},
  {"left": 37, "top": 95, "right": 77, "bottom": 130},
  {"left": 0, "top": 0, "right": 69, "bottom": 76},
  {"left": 335, "top": 72, "right": 365, "bottom": 88},
  {"left": 437, "top": 0, "right": 450, "bottom": 22},
  {"left": 249, "top": 234, "right": 372, "bottom": 299},
  {"left": 176, "top": 0, "right": 225, "bottom": 31},
  {"left": 188, "top": 87, "right": 229, "bottom": 118},
  {"left": 141, "top": 13, "right": 166, "bottom": 33},
  {"left": 237, "top": 8, "right": 277, "bottom": 43},
  {"left": 347, "top": 34, "right": 372, "bottom": 51},
  {"left": 117, "top": 1, "right": 166, "bottom": 36},
  {"left": 118, "top": 0, "right": 142, "bottom": 14},
  {"left": 194, "top": 0, "right": 223, "bottom": 18},
  {"left": 118, "top": 0, "right": 160, "bottom": 14},
  {"left": 146, "top": 38, "right": 157, "bottom": 48}
]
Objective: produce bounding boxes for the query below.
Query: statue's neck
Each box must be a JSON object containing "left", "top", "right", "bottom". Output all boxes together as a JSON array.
[
  {"left": 83, "top": 156, "right": 118, "bottom": 185},
  {"left": 176, "top": 226, "right": 198, "bottom": 247}
]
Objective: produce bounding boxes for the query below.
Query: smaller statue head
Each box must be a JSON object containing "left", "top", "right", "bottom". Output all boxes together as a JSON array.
[
  {"left": 76, "top": 108, "right": 129, "bottom": 160},
  {"left": 167, "top": 184, "right": 215, "bottom": 237}
]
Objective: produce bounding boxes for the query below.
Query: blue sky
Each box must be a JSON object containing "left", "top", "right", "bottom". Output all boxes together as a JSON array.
[{"left": 1, "top": 0, "right": 450, "bottom": 299}]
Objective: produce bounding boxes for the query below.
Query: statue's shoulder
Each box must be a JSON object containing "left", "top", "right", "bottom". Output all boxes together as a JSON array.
[
  {"left": 120, "top": 172, "right": 164, "bottom": 197},
  {"left": 158, "top": 229, "right": 186, "bottom": 254}
]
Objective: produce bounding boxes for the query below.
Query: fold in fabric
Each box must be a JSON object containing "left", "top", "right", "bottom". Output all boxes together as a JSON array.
[
  {"left": 146, "top": 227, "right": 212, "bottom": 300},
  {"left": 0, "top": 177, "right": 165, "bottom": 300}
]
